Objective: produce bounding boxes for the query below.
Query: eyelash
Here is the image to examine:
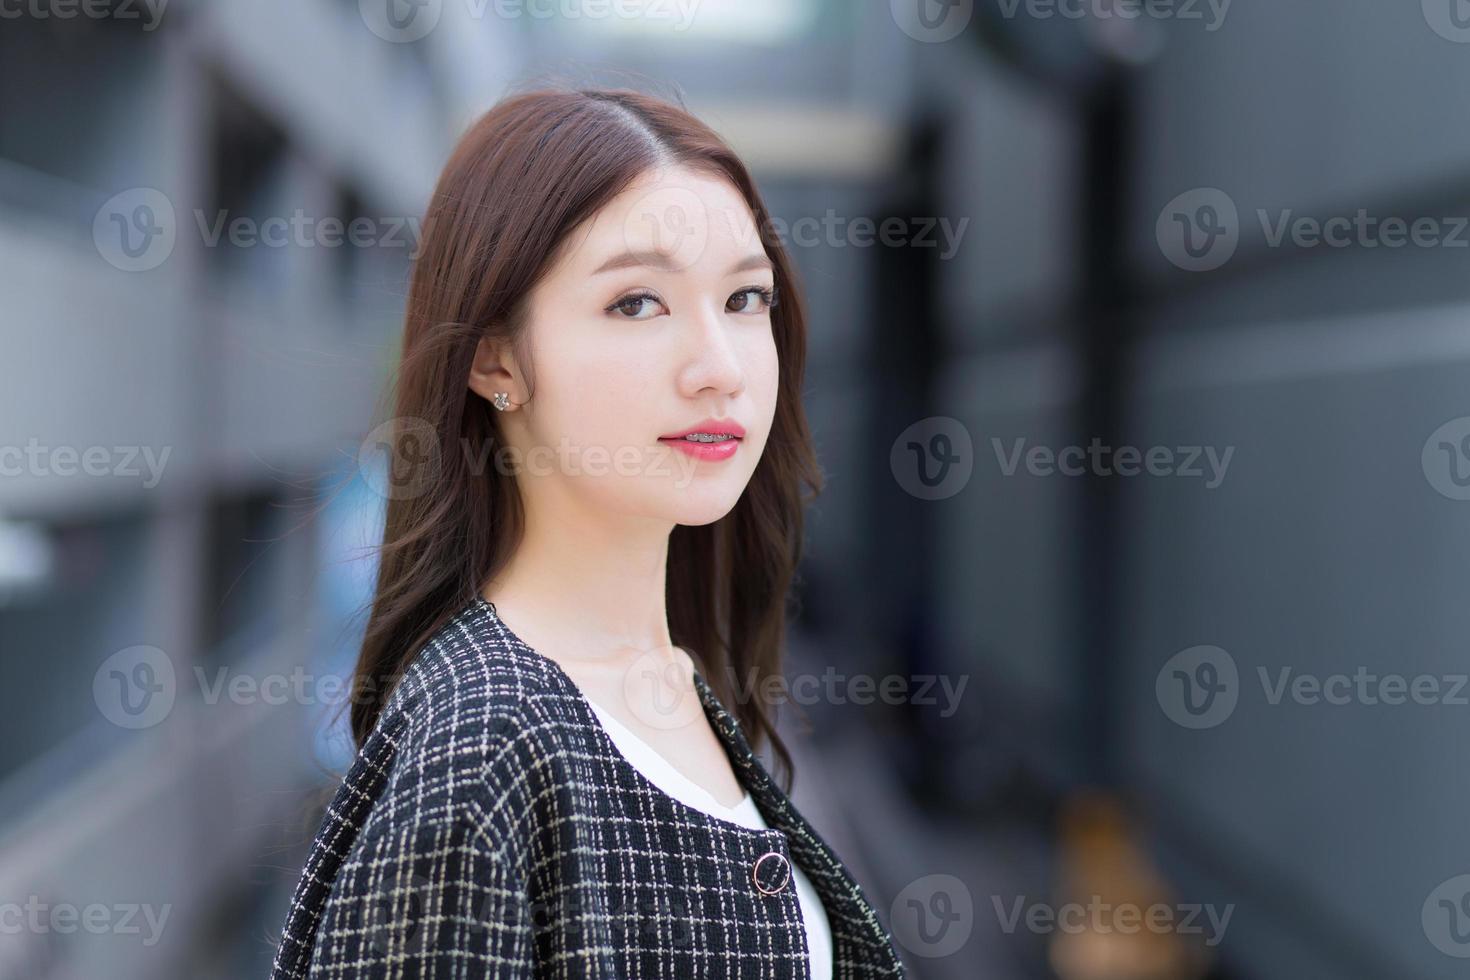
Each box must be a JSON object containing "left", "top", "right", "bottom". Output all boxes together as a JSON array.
[
  {"left": 605, "top": 285, "right": 779, "bottom": 318},
  {"left": 736, "top": 286, "right": 779, "bottom": 312}
]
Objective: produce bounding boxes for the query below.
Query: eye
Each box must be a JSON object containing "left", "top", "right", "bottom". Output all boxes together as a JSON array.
[
  {"left": 727, "top": 285, "right": 778, "bottom": 315},
  {"left": 606, "top": 289, "right": 667, "bottom": 320}
]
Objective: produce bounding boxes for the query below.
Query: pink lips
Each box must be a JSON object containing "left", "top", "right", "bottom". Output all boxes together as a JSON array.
[{"left": 658, "top": 418, "right": 745, "bottom": 461}]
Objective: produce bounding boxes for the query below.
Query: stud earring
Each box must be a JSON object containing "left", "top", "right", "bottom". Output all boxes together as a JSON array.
[{"left": 492, "top": 392, "right": 511, "bottom": 411}]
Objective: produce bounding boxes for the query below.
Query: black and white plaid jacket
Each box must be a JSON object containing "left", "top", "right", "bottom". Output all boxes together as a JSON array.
[{"left": 270, "top": 595, "right": 908, "bottom": 978}]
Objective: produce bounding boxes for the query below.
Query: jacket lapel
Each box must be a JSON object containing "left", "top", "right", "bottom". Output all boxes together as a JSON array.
[{"left": 693, "top": 671, "right": 908, "bottom": 979}]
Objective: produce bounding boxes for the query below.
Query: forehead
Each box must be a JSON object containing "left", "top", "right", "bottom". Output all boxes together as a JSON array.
[{"left": 561, "top": 165, "right": 764, "bottom": 273}]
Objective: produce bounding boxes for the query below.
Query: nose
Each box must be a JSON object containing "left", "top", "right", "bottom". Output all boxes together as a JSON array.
[{"left": 678, "top": 300, "right": 745, "bottom": 399}]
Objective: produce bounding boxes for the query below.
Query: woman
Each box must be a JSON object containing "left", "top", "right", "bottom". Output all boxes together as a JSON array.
[{"left": 270, "top": 86, "right": 907, "bottom": 979}]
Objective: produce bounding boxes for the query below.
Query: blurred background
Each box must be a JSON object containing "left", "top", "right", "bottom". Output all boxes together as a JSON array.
[{"left": 4, "top": 0, "right": 1470, "bottom": 977}]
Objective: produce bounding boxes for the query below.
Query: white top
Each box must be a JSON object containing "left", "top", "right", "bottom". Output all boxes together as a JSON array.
[{"left": 586, "top": 699, "right": 833, "bottom": 980}]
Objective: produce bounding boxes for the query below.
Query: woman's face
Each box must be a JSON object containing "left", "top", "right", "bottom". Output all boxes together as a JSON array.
[{"left": 476, "top": 164, "right": 780, "bottom": 528}]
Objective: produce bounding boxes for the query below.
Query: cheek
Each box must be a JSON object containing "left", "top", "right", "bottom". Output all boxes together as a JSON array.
[
  {"left": 745, "top": 330, "right": 780, "bottom": 424},
  {"left": 535, "top": 329, "right": 657, "bottom": 439}
]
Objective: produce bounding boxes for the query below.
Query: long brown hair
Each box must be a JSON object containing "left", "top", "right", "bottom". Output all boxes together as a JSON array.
[{"left": 347, "top": 85, "right": 822, "bottom": 790}]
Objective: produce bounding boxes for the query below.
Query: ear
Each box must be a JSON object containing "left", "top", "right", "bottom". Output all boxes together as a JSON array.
[{"left": 467, "top": 335, "right": 522, "bottom": 409}]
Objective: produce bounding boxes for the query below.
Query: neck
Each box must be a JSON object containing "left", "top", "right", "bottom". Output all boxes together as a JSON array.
[{"left": 482, "top": 482, "right": 675, "bottom": 664}]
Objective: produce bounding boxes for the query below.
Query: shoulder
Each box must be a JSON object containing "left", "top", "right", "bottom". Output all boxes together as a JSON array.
[
  {"left": 380, "top": 595, "right": 564, "bottom": 730},
  {"left": 362, "top": 597, "right": 591, "bottom": 853}
]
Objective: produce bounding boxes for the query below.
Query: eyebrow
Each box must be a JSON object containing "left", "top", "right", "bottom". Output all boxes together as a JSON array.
[{"left": 591, "top": 249, "right": 773, "bottom": 276}]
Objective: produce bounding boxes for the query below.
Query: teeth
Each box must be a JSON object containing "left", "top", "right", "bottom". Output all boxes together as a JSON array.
[{"left": 683, "top": 433, "right": 733, "bottom": 442}]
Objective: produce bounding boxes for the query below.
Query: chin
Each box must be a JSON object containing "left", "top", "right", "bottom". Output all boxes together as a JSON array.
[{"left": 662, "top": 486, "right": 744, "bottom": 527}]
